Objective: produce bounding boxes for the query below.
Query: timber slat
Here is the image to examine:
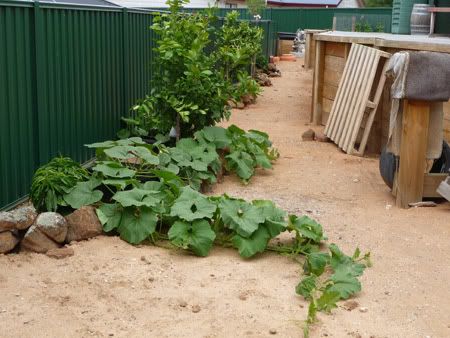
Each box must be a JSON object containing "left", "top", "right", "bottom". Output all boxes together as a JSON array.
[{"left": 324, "top": 43, "right": 391, "bottom": 156}]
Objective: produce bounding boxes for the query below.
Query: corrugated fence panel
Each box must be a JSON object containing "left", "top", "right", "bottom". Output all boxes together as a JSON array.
[
  {"left": 271, "top": 9, "right": 302, "bottom": 32},
  {"left": 35, "top": 6, "right": 125, "bottom": 165},
  {"left": 126, "top": 10, "right": 155, "bottom": 107},
  {"left": 435, "top": 0, "right": 450, "bottom": 34},
  {"left": 0, "top": 3, "right": 36, "bottom": 209},
  {"left": 197, "top": 8, "right": 393, "bottom": 33}
]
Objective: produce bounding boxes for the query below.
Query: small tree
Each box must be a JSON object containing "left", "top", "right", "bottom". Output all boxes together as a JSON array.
[{"left": 246, "top": 0, "right": 266, "bottom": 19}]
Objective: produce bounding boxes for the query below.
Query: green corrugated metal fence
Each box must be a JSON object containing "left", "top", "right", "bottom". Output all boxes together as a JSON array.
[
  {"left": 0, "top": 1, "right": 277, "bottom": 210},
  {"left": 184, "top": 7, "right": 393, "bottom": 33},
  {"left": 0, "top": 2, "right": 158, "bottom": 210},
  {"left": 0, "top": 3, "right": 36, "bottom": 210}
]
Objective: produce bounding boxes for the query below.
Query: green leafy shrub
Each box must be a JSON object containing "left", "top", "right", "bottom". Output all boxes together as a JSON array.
[
  {"left": 232, "top": 71, "right": 262, "bottom": 104},
  {"left": 355, "top": 20, "right": 372, "bottom": 32},
  {"left": 124, "top": 0, "right": 232, "bottom": 139},
  {"left": 30, "top": 157, "right": 89, "bottom": 212},
  {"left": 215, "top": 11, "right": 263, "bottom": 79}
]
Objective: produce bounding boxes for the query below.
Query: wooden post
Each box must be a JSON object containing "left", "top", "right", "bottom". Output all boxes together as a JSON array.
[
  {"left": 395, "top": 100, "right": 431, "bottom": 208},
  {"left": 305, "top": 33, "right": 311, "bottom": 68},
  {"left": 429, "top": 12, "right": 435, "bottom": 35},
  {"left": 312, "top": 40, "right": 325, "bottom": 125}
]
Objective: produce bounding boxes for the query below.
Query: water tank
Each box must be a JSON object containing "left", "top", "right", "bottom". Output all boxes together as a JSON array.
[
  {"left": 391, "top": 0, "right": 428, "bottom": 34},
  {"left": 410, "top": 4, "right": 432, "bottom": 35}
]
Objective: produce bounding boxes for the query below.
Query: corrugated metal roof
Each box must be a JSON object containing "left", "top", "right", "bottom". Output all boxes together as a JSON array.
[
  {"left": 38, "top": 0, "right": 121, "bottom": 7},
  {"left": 268, "top": 0, "right": 340, "bottom": 5},
  {"left": 105, "top": 0, "right": 217, "bottom": 8}
]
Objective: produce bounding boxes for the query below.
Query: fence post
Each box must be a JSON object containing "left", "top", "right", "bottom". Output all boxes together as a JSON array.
[
  {"left": 32, "top": 0, "right": 44, "bottom": 167},
  {"left": 122, "top": 8, "right": 129, "bottom": 117}
]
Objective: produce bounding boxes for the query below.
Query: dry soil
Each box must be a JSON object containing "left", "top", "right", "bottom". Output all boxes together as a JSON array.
[{"left": 1, "top": 60, "right": 450, "bottom": 338}]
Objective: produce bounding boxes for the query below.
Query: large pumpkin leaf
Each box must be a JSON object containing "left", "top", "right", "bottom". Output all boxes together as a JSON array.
[
  {"left": 64, "top": 178, "right": 103, "bottom": 209},
  {"left": 326, "top": 270, "right": 361, "bottom": 299},
  {"left": 195, "top": 126, "right": 231, "bottom": 149},
  {"left": 231, "top": 225, "right": 270, "bottom": 258},
  {"left": 328, "top": 243, "right": 366, "bottom": 278},
  {"left": 93, "top": 161, "right": 136, "bottom": 178},
  {"left": 225, "top": 150, "right": 254, "bottom": 181},
  {"left": 86, "top": 137, "right": 145, "bottom": 149},
  {"left": 104, "top": 145, "right": 136, "bottom": 160},
  {"left": 102, "top": 178, "right": 138, "bottom": 190},
  {"left": 296, "top": 275, "right": 317, "bottom": 300},
  {"left": 288, "top": 215, "right": 324, "bottom": 243},
  {"left": 96, "top": 203, "right": 123, "bottom": 232},
  {"left": 131, "top": 146, "right": 159, "bottom": 165},
  {"left": 316, "top": 290, "right": 341, "bottom": 312},
  {"left": 113, "top": 188, "right": 163, "bottom": 208},
  {"left": 252, "top": 199, "right": 287, "bottom": 238},
  {"left": 170, "top": 186, "right": 217, "bottom": 221},
  {"left": 248, "top": 129, "right": 271, "bottom": 147},
  {"left": 117, "top": 207, "right": 158, "bottom": 244},
  {"left": 168, "top": 219, "right": 216, "bottom": 257},
  {"left": 303, "top": 252, "right": 330, "bottom": 276},
  {"left": 219, "top": 198, "right": 266, "bottom": 238}
]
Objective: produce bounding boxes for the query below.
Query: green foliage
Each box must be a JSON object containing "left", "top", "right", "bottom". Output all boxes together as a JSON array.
[
  {"left": 297, "top": 243, "right": 371, "bottom": 336},
  {"left": 168, "top": 219, "right": 216, "bottom": 256},
  {"left": 125, "top": 0, "right": 232, "bottom": 139},
  {"left": 30, "top": 157, "right": 89, "bottom": 212},
  {"left": 215, "top": 11, "right": 263, "bottom": 81},
  {"left": 64, "top": 178, "right": 103, "bottom": 209},
  {"left": 225, "top": 125, "right": 279, "bottom": 182},
  {"left": 170, "top": 186, "right": 217, "bottom": 221},
  {"left": 256, "top": 52, "right": 269, "bottom": 71},
  {"left": 31, "top": 123, "right": 369, "bottom": 337},
  {"left": 232, "top": 71, "right": 262, "bottom": 103},
  {"left": 354, "top": 19, "right": 385, "bottom": 33},
  {"left": 121, "top": 5, "right": 266, "bottom": 139},
  {"left": 375, "top": 23, "right": 385, "bottom": 33},
  {"left": 219, "top": 197, "right": 266, "bottom": 237},
  {"left": 355, "top": 20, "right": 373, "bottom": 32},
  {"left": 364, "top": 0, "right": 392, "bottom": 7},
  {"left": 247, "top": 0, "right": 266, "bottom": 17}
]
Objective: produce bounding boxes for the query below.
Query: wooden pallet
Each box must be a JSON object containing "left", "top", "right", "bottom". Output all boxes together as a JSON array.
[{"left": 324, "top": 43, "right": 391, "bottom": 156}]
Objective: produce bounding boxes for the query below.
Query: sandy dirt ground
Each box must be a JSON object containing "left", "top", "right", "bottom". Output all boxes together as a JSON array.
[{"left": 1, "top": 61, "right": 450, "bottom": 338}]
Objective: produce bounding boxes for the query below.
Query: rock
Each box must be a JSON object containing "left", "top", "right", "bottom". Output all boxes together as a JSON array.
[
  {"left": 342, "top": 300, "right": 359, "bottom": 311},
  {"left": 21, "top": 225, "right": 60, "bottom": 253},
  {"left": 268, "top": 70, "right": 281, "bottom": 77},
  {"left": 191, "top": 304, "right": 201, "bottom": 313},
  {"left": 0, "top": 206, "right": 37, "bottom": 232},
  {"left": 359, "top": 307, "right": 368, "bottom": 313},
  {"left": 46, "top": 247, "right": 74, "bottom": 259},
  {"left": 242, "top": 94, "right": 256, "bottom": 105},
  {"left": 35, "top": 212, "right": 68, "bottom": 243},
  {"left": 238, "top": 292, "right": 248, "bottom": 301},
  {"left": 178, "top": 300, "right": 188, "bottom": 308},
  {"left": 0, "top": 231, "right": 20, "bottom": 253},
  {"left": 315, "top": 131, "right": 330, "bottom": 143},
  {"left": 269, "top": 329, "right": 277, "bottom": 335},
  {"left": 268, "top": 63, "right": 277, "bottom": 72},
  {"left": 65, "top": 206, "right": 103, "bottom": 242},
  {"left": 227, "top": 100, "right": 237, "bottom": 108},
  {"left": 302, "top": 129, "right": 315, "bottom": 141},
  {"left": 256, "top": 73, "right": 272, "bottom": 86}
]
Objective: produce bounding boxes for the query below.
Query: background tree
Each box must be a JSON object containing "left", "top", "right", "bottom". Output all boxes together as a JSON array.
[
  {"left": 364, "top": 0, "right": 393, "bottom": 7},
  {"left": 246, "top": 0, "right": 266, "bottom": 18}
]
